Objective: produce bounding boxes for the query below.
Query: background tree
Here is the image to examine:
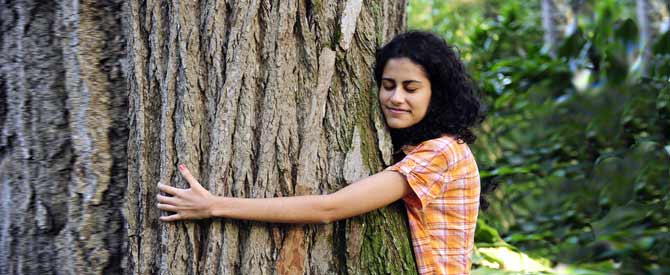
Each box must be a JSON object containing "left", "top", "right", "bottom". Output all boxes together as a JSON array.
[
  {"left": 0, "top": 0, "right": 127, "bottom": 274},
  {"left": 408, "top": 0, "right": 669, "bottom": 274},
  {"left": 637, "top": 0, "right": 670, "bottom": 75},
  {"left": 125, "top": 0, "right": 416, "bottom": 274},
  {"left": 542, "top": 0, "right": 560, "bottom": 57},
  {"left": 638, "top": 0, "right": 652, "bottom": 75}
]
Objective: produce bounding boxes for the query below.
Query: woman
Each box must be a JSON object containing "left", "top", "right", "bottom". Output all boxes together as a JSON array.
[{"left": 157, "top": 31, "right": 484, "bottom": 275}]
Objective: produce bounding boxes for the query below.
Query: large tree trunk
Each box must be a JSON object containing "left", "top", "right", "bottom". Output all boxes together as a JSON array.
[
  {"left": 0, "top": 0, "right": 127, "bottom": 274},
  {"left": 126, "top": 0, "right": 415, "bottom": 274}
]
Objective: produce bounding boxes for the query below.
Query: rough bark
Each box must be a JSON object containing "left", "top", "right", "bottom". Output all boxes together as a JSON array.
[
  {"left": 126, "top": 0, "right": 415, "bottom": 274},
  {"left": 0, "top": 0, "right": 127, "bottom": 274}
]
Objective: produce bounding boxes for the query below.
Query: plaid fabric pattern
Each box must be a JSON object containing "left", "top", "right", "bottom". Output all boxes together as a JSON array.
[{"left": 386, "top": 136, "right": 480, "bottom": 275}]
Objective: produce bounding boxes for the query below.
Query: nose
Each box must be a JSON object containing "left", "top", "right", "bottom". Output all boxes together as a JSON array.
[{"left": 389, "top": 89, "right": 405, "bottom": 105}]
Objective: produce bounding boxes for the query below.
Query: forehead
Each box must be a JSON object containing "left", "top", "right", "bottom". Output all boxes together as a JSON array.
[{"left": 382, "top": 57, "right": 428, "bottom": 81}]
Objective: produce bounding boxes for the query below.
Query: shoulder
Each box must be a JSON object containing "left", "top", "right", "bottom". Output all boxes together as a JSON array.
[{"left": 408, "top": 135, "right": 472, "bottom": 167}]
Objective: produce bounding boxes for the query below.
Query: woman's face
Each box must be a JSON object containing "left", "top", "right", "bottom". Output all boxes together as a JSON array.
[{"left": 379, "top": 57, "right": 432, "bottom": 129}]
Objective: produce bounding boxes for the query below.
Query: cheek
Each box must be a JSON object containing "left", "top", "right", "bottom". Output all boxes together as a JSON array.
[
  {"left": 421, "top": 91, "right": 432, "bottom": 111},
  {"left": 413, "top": 95, "right": 431, "bottom": 117},
  {"left": 422, "top": 97, "right": 431, "bottom": 111},
  {"left": 414, "top": 93, "right": 430, "bottom": 111},
  {"left": 378, "top": 91, "right": 387, "bottom": 103}
]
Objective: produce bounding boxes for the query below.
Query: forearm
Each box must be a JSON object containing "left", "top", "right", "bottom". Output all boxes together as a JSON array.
[
  {"left": 157, "top": 165, "right": 402, "bottom": 223},
  {"left": 209, "top": 171, "right": 411, "bottom": 224},
  {"left": 210, "top": 195, "right": 335, "bottom": 224}
]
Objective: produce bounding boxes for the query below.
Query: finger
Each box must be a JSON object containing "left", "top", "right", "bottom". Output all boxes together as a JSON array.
[
  {"left": 178, "top": 164, "right": 203, "bottom": 190},
  {"left": 156, "top": 194, "right": 179, "bottom": 205},
  {"left": 159, "top": 213, "right": 182, "bottom": 222},
  {"left": 158, "top": 183, "right": 183, "bottom": 196},
  {"left": 157, "top": 203, "right": 179, "bottom": 212}
]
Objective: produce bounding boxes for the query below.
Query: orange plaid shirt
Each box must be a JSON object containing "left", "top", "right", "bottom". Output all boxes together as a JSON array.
[{"left": 386, "top": 135, "right": 480, "bottom": 275}]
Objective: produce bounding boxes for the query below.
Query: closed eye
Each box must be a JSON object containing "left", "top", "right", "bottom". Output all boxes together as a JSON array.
[{"left": 381, "top": 79, "right": 395, "bottom": 89}]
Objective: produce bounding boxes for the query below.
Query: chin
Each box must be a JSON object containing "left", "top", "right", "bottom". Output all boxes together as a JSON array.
[
  {"left": 386, "top": 119, "right": 414, "bottom": 129},
  {"left": 388, "top": 124, "right": 409, "bottom": 129}
]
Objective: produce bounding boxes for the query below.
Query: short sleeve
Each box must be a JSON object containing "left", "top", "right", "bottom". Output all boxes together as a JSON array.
[{"left": 385, "top": 139, "right": 450, "bottom": 210}]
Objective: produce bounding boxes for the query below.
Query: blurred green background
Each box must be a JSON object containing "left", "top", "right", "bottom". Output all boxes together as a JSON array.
[{"left": 407, "top": 0, "right": 670, "bottom": 274}]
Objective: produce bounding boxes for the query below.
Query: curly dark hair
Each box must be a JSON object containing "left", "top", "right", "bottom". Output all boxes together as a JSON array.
[{"left": 374, "top": 31, "right": 485, "bottom": 151}]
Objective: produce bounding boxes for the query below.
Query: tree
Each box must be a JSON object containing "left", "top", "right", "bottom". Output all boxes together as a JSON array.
[
  {"left": 541, "top": 0, "right": 582, "bottom": 57},
  {"left": 542, "top": 0, "right": 560, "bottom": 57},
  {"left": 125, "top": 1, "right": 416, "bottom": 274},
  {"left": 0, "top": 0, "right": 127, "bottom": 274},
  {"left": 637, "top": 0, "right": 670, "bottom": 76},
  {"left": 637, "top": 0, "right": 652, "bottom": 75}
]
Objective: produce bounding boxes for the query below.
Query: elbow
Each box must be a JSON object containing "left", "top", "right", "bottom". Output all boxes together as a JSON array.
[
  {"left": 318, "top": 194, "right": 340, "bottom": 224},
  {"left": 320, "top": 212, "right": 340, "bottom": 225},
  {"left": 320, "top": 215, "right": 334, "bottom": 225}
]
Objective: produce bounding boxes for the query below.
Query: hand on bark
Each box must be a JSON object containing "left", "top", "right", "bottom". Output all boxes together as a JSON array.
[{"left": 157, "top": 164, "right": 214, "bottom": 222}]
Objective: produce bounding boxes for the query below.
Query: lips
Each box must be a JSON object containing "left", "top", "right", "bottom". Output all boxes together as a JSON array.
[{"left": 385, "top": 106, "right": 410, "bottom": 114}]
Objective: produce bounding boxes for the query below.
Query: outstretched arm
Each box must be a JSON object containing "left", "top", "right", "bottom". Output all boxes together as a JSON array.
[{"left": 157, "top": 165, "right": 411, "bottom": 224}]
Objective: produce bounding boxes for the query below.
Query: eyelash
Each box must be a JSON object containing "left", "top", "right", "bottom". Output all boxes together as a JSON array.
[{"left": 384, "top": 85, "right": 417, "bottom": 92}]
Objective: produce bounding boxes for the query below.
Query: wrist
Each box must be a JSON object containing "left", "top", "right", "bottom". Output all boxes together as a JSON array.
[{"left": 207, "top": 195, "right": 224, "bottom": 218}]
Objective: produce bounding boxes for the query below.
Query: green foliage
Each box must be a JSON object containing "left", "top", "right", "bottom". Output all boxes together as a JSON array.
[{"left": 409, "top": 0, "right": 670, "bottom": 274}]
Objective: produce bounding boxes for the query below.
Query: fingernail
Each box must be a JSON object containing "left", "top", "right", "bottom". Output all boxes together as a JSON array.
[{"left": 179, "top": 164, "right": 185, "bottom": 171}]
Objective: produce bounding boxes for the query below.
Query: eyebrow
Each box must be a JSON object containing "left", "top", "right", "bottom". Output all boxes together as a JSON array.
[{"left": 381, "top": 77, "right": 422, "bottom": 85}]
